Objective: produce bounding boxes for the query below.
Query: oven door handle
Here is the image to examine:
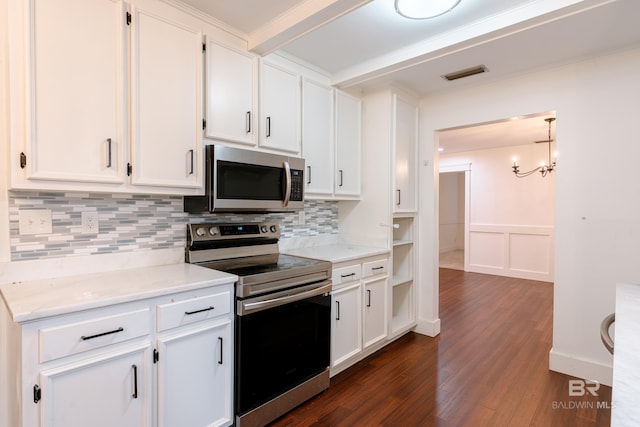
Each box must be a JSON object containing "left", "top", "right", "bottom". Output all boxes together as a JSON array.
[{"left": 238, "top": 281, "right": 331, "bottom": 316}]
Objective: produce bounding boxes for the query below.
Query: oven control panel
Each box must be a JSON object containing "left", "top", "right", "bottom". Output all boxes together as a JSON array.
[{"left": 188, "top": 222, "right": 280, "bottom": 242}]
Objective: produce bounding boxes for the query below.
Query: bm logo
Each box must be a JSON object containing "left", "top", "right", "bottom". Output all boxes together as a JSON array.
[{"left": 568, "top": 380, "right": 600, "bottom": 397}]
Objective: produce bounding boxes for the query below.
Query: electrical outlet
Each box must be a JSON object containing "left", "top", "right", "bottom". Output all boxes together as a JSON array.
[
  {"left": 18, "top": 209, "right": 53, "bottom": 235},
  {"left": 81, "top": 212, "right": 100, "bottom": 234}
]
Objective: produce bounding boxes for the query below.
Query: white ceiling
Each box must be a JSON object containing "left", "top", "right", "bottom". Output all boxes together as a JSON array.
[{"left": 176, "top": 0, "right": 640, "bottom": 152}]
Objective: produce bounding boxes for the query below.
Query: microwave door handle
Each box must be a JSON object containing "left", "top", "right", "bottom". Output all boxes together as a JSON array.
[{"left": 283, "top": 161, "right": 292, "bottom": 207}]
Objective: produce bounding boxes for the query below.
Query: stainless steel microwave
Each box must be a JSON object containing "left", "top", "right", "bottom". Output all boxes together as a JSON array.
[{"left": 184, "top": 145, "right": 305, "bottom": 213}]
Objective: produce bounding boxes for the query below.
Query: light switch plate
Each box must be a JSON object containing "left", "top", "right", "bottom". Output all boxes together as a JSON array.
[{"left": 18, "top": 209, "right": 53, "bottom": 235}]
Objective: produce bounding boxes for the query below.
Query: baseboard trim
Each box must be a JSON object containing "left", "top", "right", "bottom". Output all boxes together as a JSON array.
[
  {"left": 415, "top": 318, "right": 441, "bottom": 337},
  {"left": 549, "top": 348, "right": 613, "bottom": 387}
]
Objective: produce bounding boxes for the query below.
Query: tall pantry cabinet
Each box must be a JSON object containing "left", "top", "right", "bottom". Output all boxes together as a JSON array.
[{"left": 340, "top": 87, "right": 419, "bottom": 340}]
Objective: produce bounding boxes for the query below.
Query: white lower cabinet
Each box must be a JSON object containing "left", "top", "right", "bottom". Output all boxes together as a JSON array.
[
  {"left": 157, "top": 320, "right": 232, "bottom": 427},
  {"left": 330, "top": 255, "right": 389, "bottom": 376},
  {"left": 331, "top": 282, "right": 362, "bottom": 368},
  {"left": 2, "top": 283, "right": 234, "bottom": 427},
  {"left": 40, "top": 345, "right": 152, "bottom": 427},
  {"left": 363, "top": 277, "right": 387, "bottom": 349}
]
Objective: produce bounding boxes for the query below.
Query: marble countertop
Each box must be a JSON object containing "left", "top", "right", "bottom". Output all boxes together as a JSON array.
[
  {"left": 612, "top": 282, "right": 640, "bottom": 425},
  {"left": 0, "top": 263, "right": 237, "bottom": 323},
  {"left": 283, "top": 244, "right": 390, "bottom": 264}
]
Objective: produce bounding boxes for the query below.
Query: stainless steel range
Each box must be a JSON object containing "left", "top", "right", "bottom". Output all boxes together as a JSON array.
[{"left": 186, "top": 222, "right": 332, "bottom": 427}]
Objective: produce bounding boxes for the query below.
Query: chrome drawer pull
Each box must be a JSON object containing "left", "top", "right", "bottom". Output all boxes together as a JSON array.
[
  {"left": 341, "top": 272, "right": 356, "bottom": 278},
  {"left": 372, "top": 266, "right": 384, "bottom": 271},
  {"left": 80, "top": 327, "right": 124, "bottom": 341},
  {"left": 185, "top": 306, "right": 214, "bottom": 315}
]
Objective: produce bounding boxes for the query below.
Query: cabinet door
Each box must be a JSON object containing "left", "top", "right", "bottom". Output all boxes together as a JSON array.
[
  {"left": 205, "top": 41, "right": 257, "bottom": 145},
  {"left": 363, "top": 277, "right": 388, "bottom": 349},
  {"left": 24, "top": 0, "right": 125, "bottom": 184},
  {"left": 302, "top": 78, "right": 334, "bottom": 196},
  {"left": 335, "top": 90, "right": 361, "bottom": 197},
  {"left": 130, "top": 7, "right": 202, "bottom": 190},
  {"left": 157, "top": 320, "right": 232, "bottom": 427},
  {"left": 260, "top": 61, "right": 300, "bottom": 153},
  {"left": 393, "top": 94, "right": 418, "bottom": 212},
  {"left": 39, "top": 345, "right": 152, "bottom": 427},
  {"left": 331, "top": 283, "right": 362, "bottom": 368}
]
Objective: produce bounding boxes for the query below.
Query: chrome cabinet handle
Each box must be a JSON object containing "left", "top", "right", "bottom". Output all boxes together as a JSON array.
[
  {"left": 81, "top": 327, "right": 124, "bottom": 341},
  {"left": 218, "top": 337, "right": 223, "bottom": 365},
  {"left": 367, "top": 289, "right": 372, "bottom": 307},
  {"left": 188, "top": 149, "right": 194, "bottom": 175},
  {"left": 336, "top": 300, "right": 340, "bottom": 320},
  {"left": 307, "top": 166, "right": 311, "bottom": 184},
  {"left": 184, "top": 306, "right": 214, "bottom": 315},
  {"left": 131, "top": 365, "right": 138, "bottom": 399},
  {"left": 396, "top": 189, "right": 401, "bottom": 205},
  {"left": 339, "top": 170, "right": 344, "bottom": 187},
  {"left": 372, "top": 266, "right": 384, "bottom": 271},
  {"left": 246, "top": 111, "right": 252, "bottom": 134},
  {"left": 106, "top": 138, "right": 112, "bottom": 168},
  {"left": 341, "top": 272, "right": 355, "bottom": 278},
  {"left": 266, "top": 116, "right": 271, "bottom": 137}
]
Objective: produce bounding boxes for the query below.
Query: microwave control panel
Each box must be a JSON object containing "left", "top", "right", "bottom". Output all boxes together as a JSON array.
[{"left": 291, "top": 169, "right": 303, "bottom": 201}]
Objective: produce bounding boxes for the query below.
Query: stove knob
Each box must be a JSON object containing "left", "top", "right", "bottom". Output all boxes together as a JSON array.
[
  {"left": 195, "top": 227, "right": 206, "bottom": 237},
  {"left": 270, "top": 225, "right": 277, "bottom": 233},
  {"left": 260, "top": 225, "right": 268, "bottom": 233},
  {"left": 209, "top": 227, "right": 218, "bottom": 236}
]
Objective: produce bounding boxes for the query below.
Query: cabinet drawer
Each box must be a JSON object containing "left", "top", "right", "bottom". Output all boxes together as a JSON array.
[
  {"left": 332, "top": 265, "right": 361, "bottom": 286},
  {"left": 363, "top": 259, "right": 388, "bottom": 277},
  {"left": 157, "top": 291, "right": 231, "bottom": 332},
  {"left": 39, "top": 308, "right": 150, "bottom": 363}
]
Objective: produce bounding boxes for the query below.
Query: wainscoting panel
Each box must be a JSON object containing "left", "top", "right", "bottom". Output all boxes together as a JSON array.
[
  {"left": 468, "top": 231, "right": 504, "bottom": 270},
  {"left": 468, "top": 224, "right": 554, "bottom": 282}
]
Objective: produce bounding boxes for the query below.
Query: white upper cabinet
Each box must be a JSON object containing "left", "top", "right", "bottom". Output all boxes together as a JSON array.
[
  {"left": 260, "top": 60, "right": 300, "bottom": 153},
  {"left": 301, "top": 78, "right": 334, "bottom": 196},
  {"left": 21, "top": 0, "right": 126, "bottom": 185},
  {"left": 334, "top": 90, "right": 362, "bottom": 198},
  {"left": 8, "top": 0, "right": 204, "bottom": 195},
  {"left": 392, "top": 93, "right": 418, "bottom": 213},
  {"left": 129, "top": 6, "right": 202, "bottom": 189},
  {"left": 204, "top": 40, "right": 258, "bottom": 146}
]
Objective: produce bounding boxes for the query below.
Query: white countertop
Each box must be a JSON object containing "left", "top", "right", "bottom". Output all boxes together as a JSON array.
[
  {"left": 283, "top": 244, "right": 390, "bottom": 264},
  {"left": 0, "top": 263, "right": 237, "bottom": 323},
  {"left": 612, "top": 282, "right": 640, "bottom": 426}
]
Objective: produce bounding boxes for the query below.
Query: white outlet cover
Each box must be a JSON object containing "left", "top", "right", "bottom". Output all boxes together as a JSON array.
[{"left": 81, "top": 212, "right": 100, "bottom": 234}]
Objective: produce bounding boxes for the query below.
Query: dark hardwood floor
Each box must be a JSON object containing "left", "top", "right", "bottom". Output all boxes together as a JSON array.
[{"left": 269, "top": 268, "right": 612, "bottom": 427}]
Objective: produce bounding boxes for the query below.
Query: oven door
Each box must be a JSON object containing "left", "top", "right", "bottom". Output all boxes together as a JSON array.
[{"left": 235, "top": 280, "right": 331, "bottom": 417}]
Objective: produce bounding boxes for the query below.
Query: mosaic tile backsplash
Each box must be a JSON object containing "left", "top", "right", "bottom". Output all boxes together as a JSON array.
[{"left": 9, "top": 191, "right": 338, "bottom": 261}]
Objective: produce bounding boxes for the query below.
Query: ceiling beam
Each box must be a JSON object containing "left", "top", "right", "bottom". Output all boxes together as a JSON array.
[{"left": 248, "top": 0, "right": 372, "bottom": 55}]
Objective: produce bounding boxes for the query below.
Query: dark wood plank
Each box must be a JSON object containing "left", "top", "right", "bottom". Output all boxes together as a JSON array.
[{"left": 268, "top": 269, "right": 612, "bottom": 426}]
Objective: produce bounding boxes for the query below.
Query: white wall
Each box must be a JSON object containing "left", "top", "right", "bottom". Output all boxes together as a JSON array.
[
  {"left": 440, "top": 144, "right": 554, "bottom": 281},
  {"left": 419, "top": 46, "right": 640, "bottom": 386},
  {"left": 438, "top": 172, "right": 464, "bottom": 253}
]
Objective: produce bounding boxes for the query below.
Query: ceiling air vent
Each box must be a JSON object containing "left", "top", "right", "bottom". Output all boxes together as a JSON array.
[{"left": 442, "top": 65, "right": 488, "bottom": 81}]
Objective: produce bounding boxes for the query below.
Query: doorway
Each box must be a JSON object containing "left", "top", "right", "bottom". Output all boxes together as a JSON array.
[
  {"left": 436, "top": 113, "right": 555, "bottom": 282},
  {"left": 438, "top": 169, "right": 468, "bottom": 271}
]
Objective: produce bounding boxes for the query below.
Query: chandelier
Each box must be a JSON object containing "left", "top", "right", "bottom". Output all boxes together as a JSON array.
[{"left": 512, "top": 117, "right": 556, "bottom": 178}]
